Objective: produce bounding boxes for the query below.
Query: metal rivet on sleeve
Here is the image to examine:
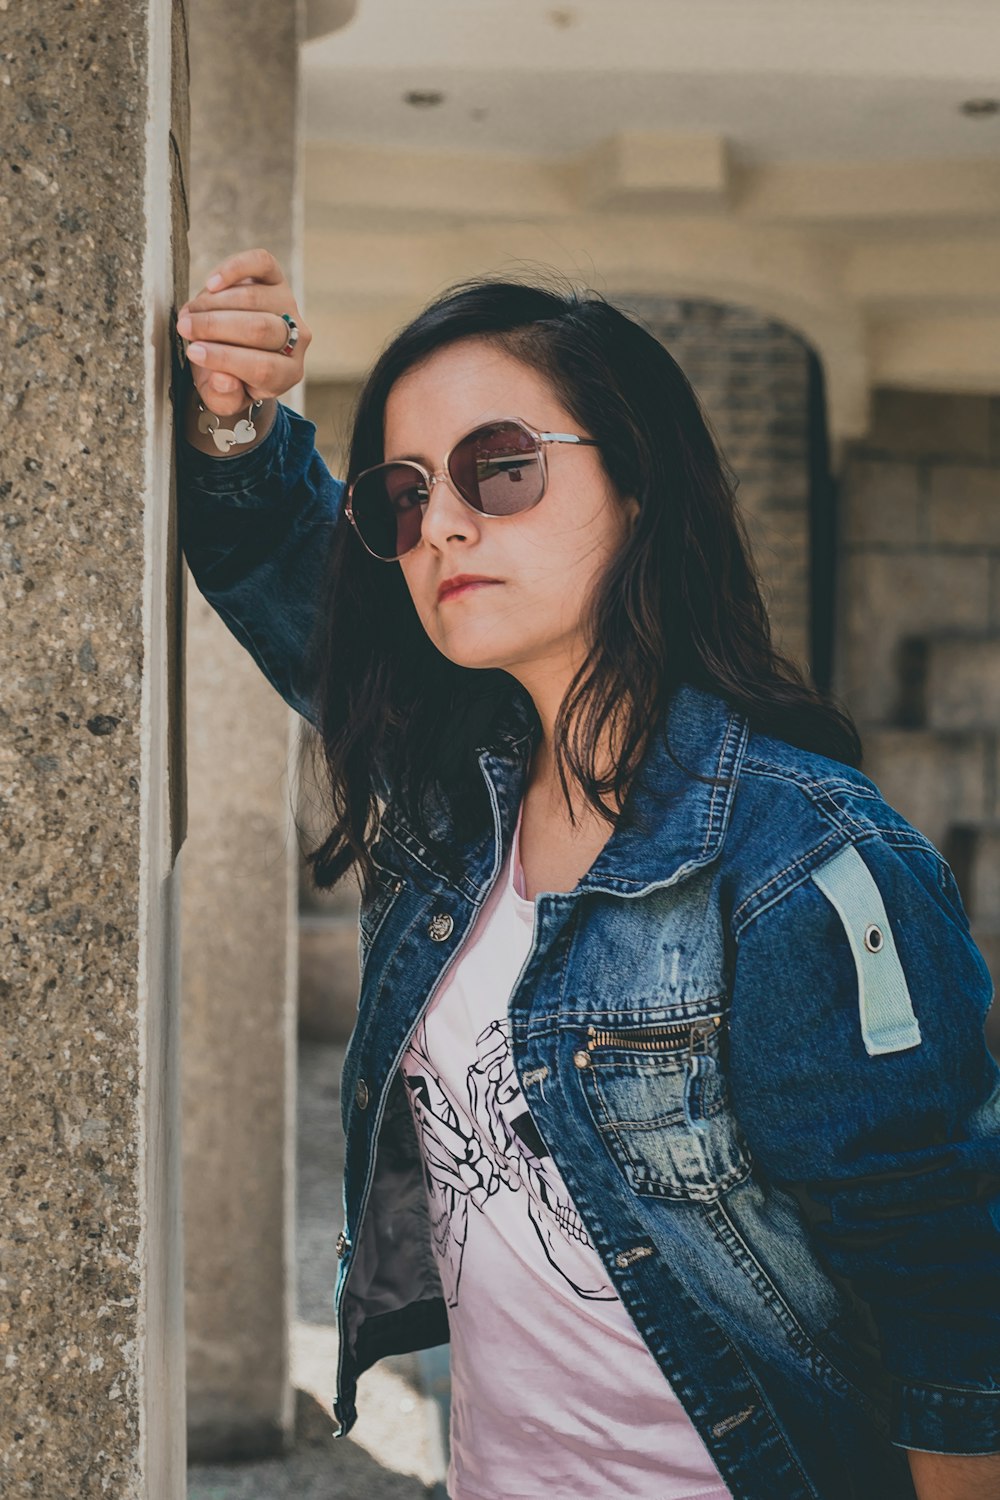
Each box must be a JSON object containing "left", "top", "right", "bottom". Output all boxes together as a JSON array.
[
  {"left": 355, "top": 1077, "right": 370, "bottom": 1110},
  {"left": 863, "top": 923, "right": 884, "bottom": 953}
]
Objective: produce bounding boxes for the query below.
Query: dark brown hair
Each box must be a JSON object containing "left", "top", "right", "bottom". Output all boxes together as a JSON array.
[{"left": 303, "top": 277, "right": 861, "bottom": 900}]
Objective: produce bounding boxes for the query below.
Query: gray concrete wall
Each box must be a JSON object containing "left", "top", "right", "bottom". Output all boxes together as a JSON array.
[
  {"left": 838, "top": 388, "right": 1000, "bottom": 1048},
  {"left": 181, "top": 0, "right": 306, "bottom": 1465},
  {"left": 1, "top": 1, "right": 189, "bottom": 1495}
]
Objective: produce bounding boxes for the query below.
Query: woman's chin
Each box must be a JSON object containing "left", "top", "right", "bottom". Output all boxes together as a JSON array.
[
  {"left": 433, "top": 636, "right": 521, "bottom": 674},
  {"left": 442, "top": 649, "right": 510, "bottom": 672}
]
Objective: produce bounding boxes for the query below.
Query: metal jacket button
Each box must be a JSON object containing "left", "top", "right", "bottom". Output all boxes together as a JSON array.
[
  {"left": 355, "top": 1077, "right": 370, "bottom": 1110},
  {"left": 573, "top": 1050, "right": 592, "bottom": 1069},
  {"left": 427, "top": 912, "right": 454, "bottom": 942}
]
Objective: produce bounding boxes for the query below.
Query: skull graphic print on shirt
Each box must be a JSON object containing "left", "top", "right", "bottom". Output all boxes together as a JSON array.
[{"left": 402, "top": 1007, "right": 616, "bottom": 1306}]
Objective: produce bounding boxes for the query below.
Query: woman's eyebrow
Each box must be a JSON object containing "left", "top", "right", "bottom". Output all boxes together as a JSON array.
[{"left": 386, "top": 452, "right": 426, "bottom": 465}]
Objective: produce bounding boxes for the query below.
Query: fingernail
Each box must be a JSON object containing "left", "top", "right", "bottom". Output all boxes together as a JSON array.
[
  {"left": 206, "top": 274, "right": 223, "bottom": 289},
  {"left": 176, "top": 314, "right": 192, "bottom": 336},
  {"left": 187, "top": 343, "right": 207, "bottom": 360}
]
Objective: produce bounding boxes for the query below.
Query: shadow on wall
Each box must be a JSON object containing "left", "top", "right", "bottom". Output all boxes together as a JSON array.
[{"left": 306, "top": 1, "right": 359, "bottom": 41}]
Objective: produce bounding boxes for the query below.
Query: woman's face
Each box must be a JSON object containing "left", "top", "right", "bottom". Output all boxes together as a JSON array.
[{"left": 385, "top": 338, "right": 636, "bottom": 689}]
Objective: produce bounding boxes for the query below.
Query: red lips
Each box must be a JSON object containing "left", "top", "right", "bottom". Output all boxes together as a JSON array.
[{"left": 437, "top": 574, "right": 502, "bottom": 603}]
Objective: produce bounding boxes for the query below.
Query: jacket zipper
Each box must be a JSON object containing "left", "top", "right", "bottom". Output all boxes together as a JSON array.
[
  {"left": 586, "top": 1014, "right": 721, "bottom": 1060},
  {"left": 334, "top": 746, "right": 533, "bottom": 1429}
]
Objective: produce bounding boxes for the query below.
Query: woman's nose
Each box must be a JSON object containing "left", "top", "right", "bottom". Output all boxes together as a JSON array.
[{"left": 419, "top": 471, "right": 480, "bottom": 547}]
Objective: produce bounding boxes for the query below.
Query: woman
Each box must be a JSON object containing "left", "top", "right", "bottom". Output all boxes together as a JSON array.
[{"left": 175, "top": 248, "right": 1000, "bottom": 1500}]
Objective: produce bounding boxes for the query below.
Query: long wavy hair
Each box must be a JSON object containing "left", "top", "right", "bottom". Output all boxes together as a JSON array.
[{"left": 303, "top": 277, "right": 861, "bottom": 901}]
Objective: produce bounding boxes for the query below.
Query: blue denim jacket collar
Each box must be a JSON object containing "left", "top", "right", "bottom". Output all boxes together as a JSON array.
[
  {"left": 462, "top": 678, "right": 750, "bottom": 900},
  {"left": 575, "top": 680, "right": 750, "bottom": 896},
  {"left": 381, "top": 679, "right": 749, "bottom": 906}
]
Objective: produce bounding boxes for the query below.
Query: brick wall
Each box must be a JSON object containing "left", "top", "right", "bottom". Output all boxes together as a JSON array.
[
  {"left": 838, "top": 389, "right": 1000, "bottom": 1044},
  {"left": 622, "top": 296, "right": 815, "bottom": 673}
]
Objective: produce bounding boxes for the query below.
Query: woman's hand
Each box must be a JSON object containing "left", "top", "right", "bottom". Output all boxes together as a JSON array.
[{"left": 175, "top": 246, "right": 312, "bottom": 418}]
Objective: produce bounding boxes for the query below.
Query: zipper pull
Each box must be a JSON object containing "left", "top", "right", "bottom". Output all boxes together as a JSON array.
[
  {"left": 686, "top": 1015, "right": 720, "bottom": 1064},
  {"left": 683, "top": 1017, "right": 721, "bottom": 1132}
]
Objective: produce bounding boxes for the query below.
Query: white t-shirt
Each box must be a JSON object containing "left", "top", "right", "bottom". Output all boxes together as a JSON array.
[{"left": 399, "top": 797, "right": 733, "bottom": 1500}]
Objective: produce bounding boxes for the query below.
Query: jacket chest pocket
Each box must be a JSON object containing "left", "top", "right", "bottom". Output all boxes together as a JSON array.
[{"left": 574, "top": 1016, "right": 752, "bottom": 1201}]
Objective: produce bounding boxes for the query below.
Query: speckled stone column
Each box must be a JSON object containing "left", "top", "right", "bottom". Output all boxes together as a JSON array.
[
  {"left": 1, "top": 2, "right": 190, "bottom": 1497},
  {"left": 180, "top": 0, "right": 305, "bottom": 1463}
]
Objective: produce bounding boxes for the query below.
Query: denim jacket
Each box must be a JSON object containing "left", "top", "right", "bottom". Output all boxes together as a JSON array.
[{"left": 176, "top": 396, "right": 1000, "bottom": 1500}]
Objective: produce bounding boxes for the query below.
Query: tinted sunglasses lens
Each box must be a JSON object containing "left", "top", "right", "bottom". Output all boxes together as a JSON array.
[
  {"left": 350, "top": 463, "right": 427, "bottom": 559},
  {"left": 449, "top": 422, "right": 543, "bottom": 515}
]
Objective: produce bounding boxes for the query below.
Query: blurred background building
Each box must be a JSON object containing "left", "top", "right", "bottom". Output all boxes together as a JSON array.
[{"left": 5, "top": 2, "right": 1000, "bottom": 1497}]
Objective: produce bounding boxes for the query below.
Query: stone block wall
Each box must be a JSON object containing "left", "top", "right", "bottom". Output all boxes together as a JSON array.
[
  {"left": 838, "top": 388, "right": 1000, "bottom": 1047},
  {"left": 622, "top": 296, "right": 815, "bottom": 673}
]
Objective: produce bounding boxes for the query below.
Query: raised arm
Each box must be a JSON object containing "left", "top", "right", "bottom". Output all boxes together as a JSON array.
[{"left": 174, "top": 248, "right": 343, "bottom": 728}]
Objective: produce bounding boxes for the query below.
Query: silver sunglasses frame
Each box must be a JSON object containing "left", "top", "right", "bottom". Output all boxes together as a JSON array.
[{"left": 344, "top": 417, "right": 599, "bottom": 561}]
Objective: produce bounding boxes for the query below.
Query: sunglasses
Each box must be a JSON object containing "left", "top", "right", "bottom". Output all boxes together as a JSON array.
[{"left": 344, "top": 417, "right": 599, "bottom": 562}]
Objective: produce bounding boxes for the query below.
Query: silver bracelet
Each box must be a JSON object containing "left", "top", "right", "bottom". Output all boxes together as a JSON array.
[{"left": 196, "top": 395, "right": 265, "bottom": 453}]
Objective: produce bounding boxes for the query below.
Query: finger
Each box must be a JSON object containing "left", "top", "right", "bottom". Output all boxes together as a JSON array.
[
  {"left": 202, "top": 248, "right": 284, "bottom": 293},
  {"left": 176, "top": 308, "right": 292, "bottom": 353},
  {"left": 207, "top": 373, "right": 243, "bottom": 394},
  {"left": 181, "top": 277, "right": 258, "bottom": 313},
  {"left": 184, "top": 283, "right": 297, "bottom": 317},
  {"left": 185, "top": 339, "right": 300, "bottom": 391}
]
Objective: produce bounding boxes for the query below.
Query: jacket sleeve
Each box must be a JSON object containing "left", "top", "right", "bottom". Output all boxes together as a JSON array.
[
  {"left": 175, "top": 394, "right": 345, "bottom": 730},
  {"left": 727, "top": 831, "right": 1000, "bottom": 1455}
]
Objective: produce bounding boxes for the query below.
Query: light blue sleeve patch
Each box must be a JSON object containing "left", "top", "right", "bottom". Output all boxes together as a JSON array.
[{"left": 809, "top": 842, "right": 923, "bottom": 1057}]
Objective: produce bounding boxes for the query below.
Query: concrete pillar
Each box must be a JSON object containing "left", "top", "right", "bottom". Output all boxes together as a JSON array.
[
  {"left": 181, "top": 0, "right": 305, "bottom": 1463},
  {"left": 1, "top": 2, "right": 188, "bottom": 1496}
]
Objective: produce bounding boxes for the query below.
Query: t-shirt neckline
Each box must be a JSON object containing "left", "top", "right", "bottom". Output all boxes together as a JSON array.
[{"left": 510, "top": 797, "right": 534, "bottom": 907}]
